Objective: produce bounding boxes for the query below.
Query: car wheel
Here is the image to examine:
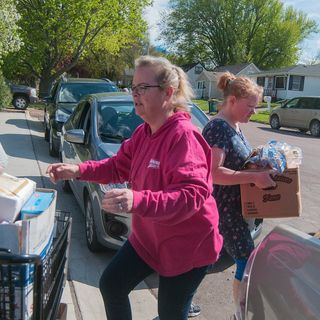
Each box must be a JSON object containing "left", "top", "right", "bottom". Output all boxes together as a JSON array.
[
  {"left": 309, "top": 120, "right": 320, "bottom": 137},
  {"left": 270, "top": 115, "right": 280, "bottom": 130},
  {"left": 49, "top": 127, "right": 59, "bottom": 157},
  {"left": 62, "top": 179, "right": 72, "bottom": 193},
  {"left": 13, "top": 96, "right": 28, "bottom": 110},
  {"left": 85, "top": 197, "right": 104, "bottom": 252}
]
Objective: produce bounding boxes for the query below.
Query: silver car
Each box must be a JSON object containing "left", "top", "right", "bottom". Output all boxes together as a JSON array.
[
  {"left": 238, "top": 225, "right": 320, "bottom": 319},
  {"left": 60, "top": 93, "right": 211, "bottom": 251},
  {"left": 270, "top": 97, "right": 320, "bottom": 136}
]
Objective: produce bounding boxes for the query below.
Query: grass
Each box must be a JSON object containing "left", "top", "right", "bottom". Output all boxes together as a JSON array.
[
  {"left": 192, "top": 99, "right": 209, "bottom": 111},
  {"left": 193, "top": 98, "right": 274, "bottom": 124},
  {"left": 250, "top": 111, "right": 270, "bottom": 124}
]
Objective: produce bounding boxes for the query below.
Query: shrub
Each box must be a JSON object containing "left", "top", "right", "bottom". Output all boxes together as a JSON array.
[{"left": 0, "top": 70, "right": 12, "bottom": 109}]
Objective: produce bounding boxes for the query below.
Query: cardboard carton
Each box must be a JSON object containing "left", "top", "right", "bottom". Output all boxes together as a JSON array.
[
  {"left": 56, "top": 303, "right": 68, "bottom": 320},
  {"left": 20, "top": 190, "right": 55, "bottom": 220},
  {"left": 0, "top": 188, "right": 56, "bottom": 255},
  {"left": 240, "top": 168, "right": 301, "bottom": 218},
  {"left": 0, "top": 173, "right": 36, "bottom": 222}
]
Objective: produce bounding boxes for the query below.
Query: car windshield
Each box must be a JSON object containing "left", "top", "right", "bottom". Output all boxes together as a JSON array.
[
  {"left": 58, "top": 83, "right": 118, "bottom": 103},
  {"left": 97, "top": 102, "right": 144, "bottom": 143},
  {"left": 97, "top": 102, "right": 208, "bottom": 144}
]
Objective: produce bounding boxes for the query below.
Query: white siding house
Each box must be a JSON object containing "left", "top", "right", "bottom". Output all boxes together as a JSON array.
[
  {"left": 249, "top": 64, "right": 320, "bottom": 100},
  {"left": 181, "top": 63, "right": 206, "bottom": 98},
  {"left": 194, "top": 63, "right": 260, "bottom": 99}
]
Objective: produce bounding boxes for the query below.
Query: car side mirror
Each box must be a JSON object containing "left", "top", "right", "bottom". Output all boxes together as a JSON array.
[{"left": 64, "top": 129, "right": 85, "bottom": 144}]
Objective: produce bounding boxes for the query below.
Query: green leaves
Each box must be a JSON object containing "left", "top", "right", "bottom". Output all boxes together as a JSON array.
[
  {"left": 0, "top": 0, "right": 21, "bottom": 61},
  {"left": 160, "top": 0, "right": 318, "bottom": 69},
  {"left": 5, "top": 0, "right": 151, "bottom": 96}
]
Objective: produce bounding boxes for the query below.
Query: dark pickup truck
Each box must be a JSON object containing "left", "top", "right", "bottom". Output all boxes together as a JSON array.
[{"left": 8, "top": 82, "right": 39, "bottom": 110}]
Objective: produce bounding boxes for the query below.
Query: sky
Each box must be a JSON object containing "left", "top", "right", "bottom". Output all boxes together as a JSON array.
[{"left": 143, "top": 0, "right": 320, "bottom": 63}]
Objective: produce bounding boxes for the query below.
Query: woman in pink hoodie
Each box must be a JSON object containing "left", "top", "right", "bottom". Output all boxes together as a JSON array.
[{"left": 47, "top": 56, "right": 223, "bottom": 320}]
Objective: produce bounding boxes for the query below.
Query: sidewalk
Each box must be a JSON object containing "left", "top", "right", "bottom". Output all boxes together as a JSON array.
[{"left": 0, "top": 108, "right": 158, "bottom": 320}]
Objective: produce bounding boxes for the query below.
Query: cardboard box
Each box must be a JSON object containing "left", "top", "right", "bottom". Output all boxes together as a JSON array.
[
  {"left": 0, "top": 173, "right": 36, "bottom": 222},
  {"left": 240, "top": 168, "right": 301, "bottom": 218},
  {"left": 0, "top": 188, "right": 57, "bottom": 319},
  {"left": 56, "top": 303, "right": 68, "bottom": 320},
  {"left": 0, "top": 188, "right": 56, "bottom": 255},
  {"left": 20, "top": 190, "right": 55, "bottom": 220}
]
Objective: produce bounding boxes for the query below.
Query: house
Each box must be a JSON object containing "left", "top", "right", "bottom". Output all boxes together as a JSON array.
[
  {"left": 195, "top": 63, "right": 260, "bottom": 99},
  {"left": 181, "top": 63, "right": 206, "bottom": 98},
  {"left": 248, "top": 64, "right": 320, "bottom": 101}
]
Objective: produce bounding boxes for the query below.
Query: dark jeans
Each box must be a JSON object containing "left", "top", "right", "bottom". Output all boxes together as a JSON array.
[{"left": 99, "top": 241, "right": 208, "bottom": 320}]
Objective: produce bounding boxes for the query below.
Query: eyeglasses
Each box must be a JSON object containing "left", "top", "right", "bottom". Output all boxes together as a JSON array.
[{"left": 131, "top": 84, "right": 161, "bottom": 95}]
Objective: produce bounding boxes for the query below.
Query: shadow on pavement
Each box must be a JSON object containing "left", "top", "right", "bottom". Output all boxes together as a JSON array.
[
  {"left": 144, "top": 250, "right": 235, "bottom": 297},
  {"left": 1, "top": 133, "right": 50, "bottom": 161},
  {"left": 6, "top": 118, "right": 44, "bottom": 133},
  {"left": 257, "top": 126, "right": 316, "bottom": 139}
]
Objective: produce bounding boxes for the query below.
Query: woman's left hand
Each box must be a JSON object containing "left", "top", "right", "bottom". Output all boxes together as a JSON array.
[{"left": 102, "top": 188, "right": 133, "bottom": 213}]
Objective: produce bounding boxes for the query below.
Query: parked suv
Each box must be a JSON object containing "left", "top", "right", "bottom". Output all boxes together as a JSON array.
[
  {"left": 7, "top": 81, "right": 38, "bottom": 110},
  {"left": 43, "top": 77, "right": 119, "bottom": 156},
  {"left": 270, "top": 96, "right": 320, "bottom": 136}
]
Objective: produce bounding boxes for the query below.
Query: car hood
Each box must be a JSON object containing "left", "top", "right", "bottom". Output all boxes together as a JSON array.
[
  {"left": 98, "top": 142, "right": 121, "bottom": 159},
  {"left": 57, "top": 103, "right": 78, "bottom": 114},
  {"left": 10, "top": 83, "right": 36, "bottom": 90}
]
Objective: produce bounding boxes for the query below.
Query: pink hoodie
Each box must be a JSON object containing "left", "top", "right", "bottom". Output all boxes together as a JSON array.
[{"left": 79, "top": 112, "right": 223, "bottom": 276}]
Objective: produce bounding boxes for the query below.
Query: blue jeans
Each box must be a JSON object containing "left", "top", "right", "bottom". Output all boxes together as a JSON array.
[{"left": 99, "top": 241, "right": 208, "bottom": 320}]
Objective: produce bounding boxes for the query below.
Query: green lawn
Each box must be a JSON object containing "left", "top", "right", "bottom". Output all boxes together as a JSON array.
[
  {"left": 192, "top": 99, "right": 209, "bottom": 112},
  {"left": 250, "top": 111, "right": 270, "bottom": 124}
]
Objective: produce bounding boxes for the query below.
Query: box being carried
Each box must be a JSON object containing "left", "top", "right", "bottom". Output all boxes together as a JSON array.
[{"left": 240, "top": 168, "right": 301, "bottom": 218}]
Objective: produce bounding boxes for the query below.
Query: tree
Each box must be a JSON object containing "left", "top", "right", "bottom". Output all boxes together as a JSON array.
[
  {"left": 0, "top": 70, "right": 12, "bottom": 110},
  {"left": 4, "top": 0, "right": 151, "bottom": 97},
  {"left": 70, "top": 41, "right": 146, "bottom": 81},
  {"left": 0, "top": 0, "right": 19, "bottom": 108},
  {"left": 0, "top": 0, "right": 21, "bottom": 61},
  {"left": 160, "top": 0, "right": 318, "bottom": 69}
]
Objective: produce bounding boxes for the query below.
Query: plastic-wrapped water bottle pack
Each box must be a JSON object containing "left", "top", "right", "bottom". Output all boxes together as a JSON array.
[{"left": 245, "top": 140, "right": 302, "bottom": 173}]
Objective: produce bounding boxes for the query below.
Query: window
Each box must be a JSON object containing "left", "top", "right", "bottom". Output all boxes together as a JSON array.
[
  {"left": 257, "top": 77, "right": 265, "bottom": 87},
  {"left": 195, "top": 66, "right": 203, "bottom": 74},
  {"left": 284, "top": 98, "right": 300, "bottom": 109},
  {"left": 275, "top": 76, "right": 287, "bottom": 89},
  {"left": 58, "top": 83, "right": 118, "bottom": 103},
  {"left": 197, "top": 81, "right": 205, "bottom": 89},
  {"left": 288, "top": 76, "right": 305, "bottom": 91},
  {"left": 309, "top": 98, "right": 320, "bottom": 110}
]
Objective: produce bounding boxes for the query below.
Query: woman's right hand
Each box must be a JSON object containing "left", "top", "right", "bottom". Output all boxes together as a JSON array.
[
  {"left": 252, "top": 170, "right": 277, "bottom": 189},
  {"left": 46, "top": 163, "right": 80, "bottom": 184}
]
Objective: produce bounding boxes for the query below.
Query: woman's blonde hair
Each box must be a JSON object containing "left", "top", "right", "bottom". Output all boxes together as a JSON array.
[
  {"left": 217, "top": 71, "right": 263, "bottom": 100},
  {"left": 134, "top": 55, "right": 194, "bottom": 112}
]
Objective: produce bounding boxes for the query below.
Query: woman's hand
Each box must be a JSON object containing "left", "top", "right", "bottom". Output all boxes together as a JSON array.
[
  {"left": 253, "top": 170, "right": 277, "bottom": 189},
  {"left": 102, "top": 188, "right": 133, "bottom": 213},
  {"left": 46, "top": 163, "right": 80, "bottom": 183}
]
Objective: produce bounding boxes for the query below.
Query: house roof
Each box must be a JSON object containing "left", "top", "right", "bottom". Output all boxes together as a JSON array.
[
  {"left": 200, "top": 70, "right": 217, "bottom": 81},
  {"left": 213, "top": 63, "right": 252, "bottom": 75},
  {"left": 252, "top": 64, "right": 320, "bottom": 76},
  {"left": 181, "top": 62, "right": 203, "bottom": 72}
]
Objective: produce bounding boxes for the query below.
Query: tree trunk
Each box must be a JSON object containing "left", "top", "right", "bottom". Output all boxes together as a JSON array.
[{"left": 38, "top": 75, "right": 55, "bottom": 98}]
